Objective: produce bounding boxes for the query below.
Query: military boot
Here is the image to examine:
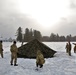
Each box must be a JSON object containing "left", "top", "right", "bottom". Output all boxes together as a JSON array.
[
  {"left": 14, "top": 64, "right": 18, "bottom": 66},
  {"left": 40, "top": 64, "right": 43, "bottom": 68},
  {"left": 11, "top": 63, "right": 13, "bottom": 65}
]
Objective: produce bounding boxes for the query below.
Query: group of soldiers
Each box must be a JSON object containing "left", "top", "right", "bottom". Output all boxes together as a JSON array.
[
  {"left": 0, "top": 40, "right": 45, "bottom": 68},
  {"left": 1, "top": 40, "right": 76, "bottom": 68},
  {"left": 0, "top": 40, "right": 18, "bottom": 66},
  {"left": 0, "top": 40, "right": 76, "bottom": 68},
  {"left": 65, "top": 41, "right": 76, "bottom": 56}
]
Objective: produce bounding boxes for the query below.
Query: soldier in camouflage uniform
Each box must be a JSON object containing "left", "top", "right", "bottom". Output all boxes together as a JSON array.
[
  {"left": 10, "top": 41, "right": 18, "bottom": 66},
  {"left": 74, "top": 45, "right": 76, "bottom": 53},
  {"left": 0, "top": 40, "right": 3, "bottom": 58},
  {"left": 68, "top": 41, "right": 72, "bottom": 56},
  {"left": 36, "top": 50, "right": 45, "bottom": 68},
  {"left": 73, "top": 43, "right": 76, "bottom": 53},
  {"left": 65, "top": 43, "right": 69, "bottom": 53}
]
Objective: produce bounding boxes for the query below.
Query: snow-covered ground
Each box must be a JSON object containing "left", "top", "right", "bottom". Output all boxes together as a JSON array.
[{"left": 0, "top": 42, "right": 76, "bottom": 75}]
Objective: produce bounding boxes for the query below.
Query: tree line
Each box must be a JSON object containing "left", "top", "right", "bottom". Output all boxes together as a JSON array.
[
  {"left": 16, "top": 27, "right": 76, "bottom": 42},
  {"left": 16, "top": 27, "right": 42, "bottom": 42}
]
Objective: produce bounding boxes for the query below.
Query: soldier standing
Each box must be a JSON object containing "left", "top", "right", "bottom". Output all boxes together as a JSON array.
[
  {"left": 68, "top": 41, "right": 72, "bottom": 56},
  {"left": 72, "top": 43, "right": 76, "bottom": 53},
  {"left": 0, "top": 40, "right": 3, "bottom": 58},
  {"left": 65, "top": 43, "right": 69, "bottom": 53},
  {"left": 74, "top": 45, "right": 76, "bottom": 53},
  {"left": 10, "top": 41, "right": 18, "bottom": 66},
  {"left": 36, "top": 50, "right": 45, "bottom": 68}
]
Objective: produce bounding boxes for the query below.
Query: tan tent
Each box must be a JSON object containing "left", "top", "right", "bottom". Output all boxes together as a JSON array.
[{"left": 17, "top": 39, "right": 56, "bottom": 58}]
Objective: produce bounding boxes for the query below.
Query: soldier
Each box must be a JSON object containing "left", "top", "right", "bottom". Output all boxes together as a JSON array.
[
  {"left": 68, "top": 41, "right": 72, "bottom": 56},
  {"left": 73, "top": 43, "right": 76, "bottom": 53},
  {"left": 36, "top": 50, "right": 45, "bottom": 68},
  {"left": 74, "top": 45, "right": 76, "bottom": 53},
  {"left": 10, "top": 41, "right": 18, "bottom": 66},
  {"left": 65, "top": 43, "right": 69, "bottom": 53},
  {"left": 0, "top": 40, "right": 3, "bottom": 58}
]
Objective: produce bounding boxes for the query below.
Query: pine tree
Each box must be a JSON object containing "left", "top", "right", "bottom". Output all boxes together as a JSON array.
[
  {"left": 33, "top": 30, "right": 42, "bottom": 41},
  {"left": 16, "top": 27, "right": 22, "bottom": 42},
  {"left": 24, "top": 28, "right": 30, "bottom": 42}
]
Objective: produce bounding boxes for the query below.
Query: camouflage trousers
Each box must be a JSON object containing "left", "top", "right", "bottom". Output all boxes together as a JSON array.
[
  {"left": 36, "top": 63, "right": 43, "bottom": 68},
  {"left": 10, "top": 53, "right": 17, "bottom": 65},
  {"left": 66, "top": 49, "right": 68, "bottom": 53},
  {"left": 0, "top": 51, "right": 3, "bottom": 58},
  {"left": 68, "top": 50, "right": 71, "bottom": 56},
  {"left": 74, "top": 49, "right": 76, "bottom": 53}
]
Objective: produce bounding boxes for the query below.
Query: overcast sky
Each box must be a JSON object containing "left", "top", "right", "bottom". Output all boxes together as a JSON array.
[{"left": 0, "top": 0, "right": 76, "bottom": 39}]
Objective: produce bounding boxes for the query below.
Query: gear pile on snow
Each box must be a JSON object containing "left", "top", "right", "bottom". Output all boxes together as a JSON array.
[{"left": 17, "top": 39, "right": 56, "bottom": 58}]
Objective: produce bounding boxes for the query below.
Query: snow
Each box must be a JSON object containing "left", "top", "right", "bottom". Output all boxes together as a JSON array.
[{"left": 0, "top": 42, "right": 76, "bottom": 75}]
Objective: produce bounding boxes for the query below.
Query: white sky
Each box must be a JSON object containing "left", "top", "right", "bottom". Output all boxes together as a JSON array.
[
  {"left": 0, "top": 0, "right": 76, "bottom": 38},
  {"left": 16, "top": 0, "right": 71, "bottom": 30}
]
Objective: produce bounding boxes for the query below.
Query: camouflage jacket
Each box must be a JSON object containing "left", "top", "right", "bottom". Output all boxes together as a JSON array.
[
  {"left": 0, "top": 43, "right": 3, "bottom": 52},
  {"left": 10, "top": 44, "right": 18, "bottom": 54},
  {"left": 36, "top": 52, "right": 45, "bottom": 65}
]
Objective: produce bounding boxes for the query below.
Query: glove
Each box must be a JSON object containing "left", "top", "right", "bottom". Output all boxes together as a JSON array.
[{"left": 2, "top": 49, "right": 3, "bottom": 51}]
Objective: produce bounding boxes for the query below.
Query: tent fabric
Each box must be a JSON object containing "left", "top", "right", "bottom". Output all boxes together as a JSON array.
[{"left": 17, "top": 39, "right": 56, "bottom": 58}]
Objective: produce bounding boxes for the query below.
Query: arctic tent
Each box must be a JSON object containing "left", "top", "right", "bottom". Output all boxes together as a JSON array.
[{"left": 17, "top": 39, "right": 56, "bottom": 58}]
